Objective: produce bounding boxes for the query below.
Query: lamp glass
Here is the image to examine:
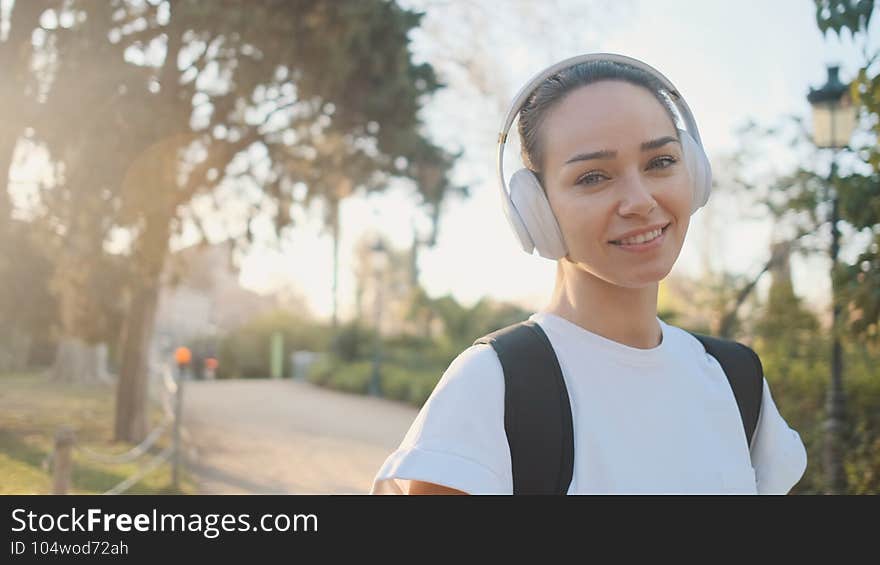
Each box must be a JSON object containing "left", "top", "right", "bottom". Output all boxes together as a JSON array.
[{"left": 811, "top": 95, "right": 857, "bottom": 148}]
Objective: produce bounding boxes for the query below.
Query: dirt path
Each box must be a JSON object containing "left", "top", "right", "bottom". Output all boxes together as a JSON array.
[{"left": 181, "top": 379, "right": 418, "bottom": 494}]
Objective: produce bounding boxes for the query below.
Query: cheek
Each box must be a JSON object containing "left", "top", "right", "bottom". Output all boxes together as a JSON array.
[
  {"left": 550, "top": 192, "right": 613, "bottom": 249},
  {"left": 658, "top": 177, "right": 693, "bottom": 245},
  {"left": 657, "top": 172, "right": 693, "bottom": 217}
]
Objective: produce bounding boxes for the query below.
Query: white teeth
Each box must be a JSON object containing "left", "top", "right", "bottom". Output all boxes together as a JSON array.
[{"left": 616, "top": 227, "right": 663, "bottom": 245}]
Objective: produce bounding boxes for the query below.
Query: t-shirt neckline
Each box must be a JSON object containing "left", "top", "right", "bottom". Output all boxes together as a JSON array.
[{"left": 529, "top": 311, "right": 670, "bottom": 367}]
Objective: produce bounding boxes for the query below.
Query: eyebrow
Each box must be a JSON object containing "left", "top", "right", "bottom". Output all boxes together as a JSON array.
[{"left": 563, "top": 136, "right": 680, "bottom": 165}]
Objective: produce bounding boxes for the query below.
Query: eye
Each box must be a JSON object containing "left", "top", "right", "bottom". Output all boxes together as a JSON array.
[
  {"left": 648, "top": 155, "right": 678, "bottom": 169},
  {"left": 575, "top": 171, "right": 609, "bottom": 186}
]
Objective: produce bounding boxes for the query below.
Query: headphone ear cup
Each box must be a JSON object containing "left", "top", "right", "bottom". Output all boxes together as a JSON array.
[
  {"left": 500, "top": 175, "right": 536, "bottom": 255},
  {"left": 679, "top": 129, "right": 712, "bottom": 214},
  {"left": 509, "top": 169, "right": 568, "bottom": 259}
]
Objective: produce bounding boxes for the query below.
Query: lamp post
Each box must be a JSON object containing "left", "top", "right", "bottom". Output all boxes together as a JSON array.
[
  {"left": 368, "top": 237, "right": 388, "bottom": 397},
  {"left": 807, "top": 65, "right": 857, "bottom": 495}
]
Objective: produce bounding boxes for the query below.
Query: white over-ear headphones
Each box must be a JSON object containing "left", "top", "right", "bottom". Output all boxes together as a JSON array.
[{"left": 496, "top": 53, "right": 712, "bottom": 260}]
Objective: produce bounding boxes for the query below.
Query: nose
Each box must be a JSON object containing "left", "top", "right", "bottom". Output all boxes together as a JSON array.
[{"left": 615, "top": 170, "right": 658, "bottom": 217}]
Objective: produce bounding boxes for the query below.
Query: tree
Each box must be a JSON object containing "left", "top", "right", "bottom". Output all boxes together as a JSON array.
[
  {"left": 753, "top": 242, "right": 823, "bottom": 362},
  {"left": 31, "top": 3, "right": 150, "bottom": 384},
  {"left": 19, "top": 1, "right": 458, "bottom": 442},
  {"left": 814, "top": 0, "right": 880, "bottom": 342}
]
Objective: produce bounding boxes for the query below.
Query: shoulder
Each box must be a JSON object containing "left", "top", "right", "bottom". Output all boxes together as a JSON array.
[
  {"left": 370, "top": 344, "right": 512, "bottom": 494},
  {"left": 415, "top": 343, "right": 506, "bottom": 428},
  {"left": 440, "top": 343, "right": 504, "bottom": 387}
]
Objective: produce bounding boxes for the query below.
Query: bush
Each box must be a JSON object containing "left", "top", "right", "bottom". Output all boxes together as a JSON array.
[
  {"left": 306, "top": 355, "right": 372, "bottom": 394},
  {"left": 305, "top": 354, "right": 337, "bottom": 386},
  {"left": 755, "top": 334, "right": 880, "bottom": 494},
  {"left": 380, "top": 363, "right": 443, "bottom": 406},
  {"left": 330, "top": 321, "right": 377, "bottom": 362},
  {"left": 383, "top": 334, "right": 458, "bottom": 377},
  {"left": 325, "top": 361, "right": 373, "bottom": 395},
  {"left": 210, "top": 310, "right": 332, "bottom": 379},
  {"left": 304, "top": 352, "right": 444, "bottom": 406},
  {"left": 378, "top": 364, "right": 411, "bottom": 402}
]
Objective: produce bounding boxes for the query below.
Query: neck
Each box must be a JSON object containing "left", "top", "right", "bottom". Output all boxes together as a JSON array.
[{"left": 544, "top": 260, "right": 662, "bottom": 350}]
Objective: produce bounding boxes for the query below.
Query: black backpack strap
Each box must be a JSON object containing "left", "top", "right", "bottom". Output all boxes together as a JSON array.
[
  {"left": 474, "top": 321, "right": 574, "bottom": 495},
  {"left": 687, "top": 332, "right": 764, "bottom": 449}
]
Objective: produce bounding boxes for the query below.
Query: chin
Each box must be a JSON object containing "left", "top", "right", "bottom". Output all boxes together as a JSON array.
[{"left": 617, "top": 264, "right": 673, "bottom": 288}]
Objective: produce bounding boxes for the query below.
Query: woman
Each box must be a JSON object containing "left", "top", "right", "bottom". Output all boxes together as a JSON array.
[{"left": 370, "top": 54, "right": 808, "bottom": 495}]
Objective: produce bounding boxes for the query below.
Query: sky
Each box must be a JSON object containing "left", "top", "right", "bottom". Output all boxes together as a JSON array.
[{"left": 236, "top": 0, "right": 879, "bottom": 324}]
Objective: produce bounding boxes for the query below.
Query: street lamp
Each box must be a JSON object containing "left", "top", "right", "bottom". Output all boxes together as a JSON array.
[
  {"left": 807, "top": 65, "right": 857, "bottom": 495},
  {"left": 807, "top": 67, "right": 856, "bottom": 149},
  {"left": 368, "top": 237, "right": 388, "bottom": 397}
]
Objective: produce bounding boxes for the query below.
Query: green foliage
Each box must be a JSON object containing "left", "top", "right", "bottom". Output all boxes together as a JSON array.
[
  {"left": 814, "top": 0, "right": 875, "bottom": 36},
  {"left": 214, "top": 310, "right": 331, "bottom": 379},
  {"left": 380, "top": 364, "right": 442, "bottom": 406},
  {"left": 843, "top": 348, "right": 880, "bottom": 493},
  {"left": 330, "top": 321, "right": 376, "bottom": 363},
  {"left": 305, "top": 351, "right": 441, "bottom": 406},
  {"left": 754, "top": 332, "right": 880, "bottom": 494},
  {"left": 305, "top": 354, "right": 338, "bottom": 386},
  {"left": 752, "top": 269, "right": 880, "bottom": 493},
  {"left": 326, "top": 361, "right": 373, "bottom": 395},
  {"left": 813, "top": 0, "right": 880, "bottom": 341},
  {"left": 303, "top": 293, "right": 531, "bottom": 408},
  {"left": 419, "top": 293, "right": 531, "bottom": 353},
  {"left": 305, "top": 356, "right": 374, "bottom": 396}
]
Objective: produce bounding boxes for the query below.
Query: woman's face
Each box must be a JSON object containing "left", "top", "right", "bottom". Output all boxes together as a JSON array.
[{"left": 540, "top": 80, "right": 693, "bottom": 288}]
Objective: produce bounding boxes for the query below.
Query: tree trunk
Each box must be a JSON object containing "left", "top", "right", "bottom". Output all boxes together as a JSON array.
[
  {"left": 51, "top": 337, "right": 112, "bottom": 384},
  {"left": 114, "top": 213, "right": 170, "bottom": 443},
  {"left": 114, "top": 275, "right": 162, "bottom": 443}
]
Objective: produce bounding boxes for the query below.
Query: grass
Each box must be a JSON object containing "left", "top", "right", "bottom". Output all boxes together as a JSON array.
[{"left": 0, "top": 371, "right": 196, "bottom": 495}]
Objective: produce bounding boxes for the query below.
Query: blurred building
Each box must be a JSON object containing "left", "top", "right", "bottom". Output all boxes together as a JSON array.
[{"left": 152, "top": 241, "right": 278, "bottom": 357}]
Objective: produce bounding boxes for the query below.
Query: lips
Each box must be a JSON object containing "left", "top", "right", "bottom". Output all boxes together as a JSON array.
[{"left": 608, "top": 222, "right": 672, "bottom": 245}]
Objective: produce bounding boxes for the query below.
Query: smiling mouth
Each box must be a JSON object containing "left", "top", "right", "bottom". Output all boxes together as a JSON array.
[{"left": 609, "top": 222, "right": 671, "bottom": 246}]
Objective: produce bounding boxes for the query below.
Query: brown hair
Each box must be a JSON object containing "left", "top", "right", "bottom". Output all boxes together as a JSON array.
[{"left": 517, "top": 60, "right": 680, "bottom": 176}]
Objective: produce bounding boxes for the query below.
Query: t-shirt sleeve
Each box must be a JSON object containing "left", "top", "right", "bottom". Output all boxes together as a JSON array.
[
  {"left": 749, "top": 376, "right": 808, "bottom": 494},
  {"left": 370, "top": 344, "right": 513, "bottom": 495}
]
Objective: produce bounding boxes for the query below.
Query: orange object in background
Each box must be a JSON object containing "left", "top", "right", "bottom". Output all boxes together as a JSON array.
[
  {"left": 174, "top": 346, "right": 192, "bottom": 366},
  {"left": 205, "top": 357, "right": 218, "bottom": 370}
]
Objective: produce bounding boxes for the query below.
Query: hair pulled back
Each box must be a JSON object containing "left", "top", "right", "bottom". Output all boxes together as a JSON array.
[{"left": 517, "top": 60, "right": 681, "bottom": 174}]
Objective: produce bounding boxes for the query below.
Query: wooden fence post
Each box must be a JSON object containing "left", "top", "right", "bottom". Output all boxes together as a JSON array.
[{"left": 52, "top": 427, "right": 75, "bottom": 494}]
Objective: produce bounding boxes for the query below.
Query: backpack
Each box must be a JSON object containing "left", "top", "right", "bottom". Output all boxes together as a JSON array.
[{"left": 473, "top": 320, "right": 764, "bottom": 495}]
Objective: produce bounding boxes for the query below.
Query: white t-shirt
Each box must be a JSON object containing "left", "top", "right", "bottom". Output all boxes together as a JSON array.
[{"left": 370, "top": 311, "right": 808, "bottom": 495}]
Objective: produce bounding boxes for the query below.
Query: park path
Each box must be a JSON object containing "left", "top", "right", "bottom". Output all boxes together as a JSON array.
[{"left": 181, "top": 378, "right": 418, "bottom": 494}]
